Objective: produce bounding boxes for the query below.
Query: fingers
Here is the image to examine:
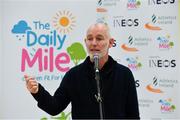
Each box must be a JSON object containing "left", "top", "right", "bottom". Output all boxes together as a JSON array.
[{"left": 24, "top": 75, "right": 39, "bottom": 94}]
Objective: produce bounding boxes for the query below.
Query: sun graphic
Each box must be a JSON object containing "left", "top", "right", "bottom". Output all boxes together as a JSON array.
[{"left": 52, "top": 10, "right": 76, "bottom": 34}]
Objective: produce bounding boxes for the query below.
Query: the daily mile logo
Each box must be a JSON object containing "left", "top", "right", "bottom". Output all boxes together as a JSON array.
[{"left": 11, "top": 10, "right": 87, "bottom": 73}]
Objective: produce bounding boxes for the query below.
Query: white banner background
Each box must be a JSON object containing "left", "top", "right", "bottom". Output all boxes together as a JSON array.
[{"left": 1, "top": 0, "right": 180, "bottom": 119}]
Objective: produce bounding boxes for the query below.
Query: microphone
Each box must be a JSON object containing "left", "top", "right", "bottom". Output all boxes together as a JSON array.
[
  {"left": 93, "top": 53, "right": 99, "bottom": 72},
  {"left": 93, "top": 53, "right": 104, "bottom": 119}
]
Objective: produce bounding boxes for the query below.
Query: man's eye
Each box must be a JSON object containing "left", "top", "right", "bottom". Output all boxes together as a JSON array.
[
  {"left": 96, "top": 37, "right": 103, "bottom": 41},
  {"left": 87, "top": 38, "right": 93, "bottom": 41}
]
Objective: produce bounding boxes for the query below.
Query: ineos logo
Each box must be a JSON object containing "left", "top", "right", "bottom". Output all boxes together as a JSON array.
[
  {"left": 148, "top": 0, "right": 175, "bottom": 5},
  {"left": 113, "top": 19, "right": 139, "bottom": 27},
  {"left": 135, "top": 80, "right": 140, "bottom": 88},
  {"left": 149, "top": 59, "right": 176, "bottom": 68}
]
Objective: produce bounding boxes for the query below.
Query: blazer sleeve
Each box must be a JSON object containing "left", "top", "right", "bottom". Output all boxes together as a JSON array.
[{"left": 125, "top": 68, "right": 140, "bottom": 119}]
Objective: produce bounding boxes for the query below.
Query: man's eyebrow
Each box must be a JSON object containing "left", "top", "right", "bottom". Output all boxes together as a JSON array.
[
  {"left": 87, "top": 34, "right": 92, "bottom": 37},
  {"left": 96, "top": 34, "right": 104, "bottom": 38}
]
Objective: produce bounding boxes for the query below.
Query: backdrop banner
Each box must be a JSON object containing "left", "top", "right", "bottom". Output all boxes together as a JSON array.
[{"left": 1, "top": 0, "right": 179, "bottom": 119}]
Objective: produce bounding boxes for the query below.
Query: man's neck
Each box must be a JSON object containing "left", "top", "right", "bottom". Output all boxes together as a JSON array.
[{"left": 99, "top": 55, "right": 109, "bottom": 69}]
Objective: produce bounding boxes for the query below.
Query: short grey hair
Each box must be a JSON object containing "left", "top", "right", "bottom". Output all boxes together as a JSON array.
[{"left": 86, "top": 23, "right": 111, "bottom": 38}]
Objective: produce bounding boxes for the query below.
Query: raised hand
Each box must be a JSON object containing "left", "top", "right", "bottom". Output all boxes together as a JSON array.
[{"left": 24, "top": 75, "right": 39, "bottom": 94}]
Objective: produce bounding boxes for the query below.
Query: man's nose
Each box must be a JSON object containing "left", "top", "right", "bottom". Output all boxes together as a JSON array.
[{"left": 92, "top": 39, "right": 98, "bottom": 45}]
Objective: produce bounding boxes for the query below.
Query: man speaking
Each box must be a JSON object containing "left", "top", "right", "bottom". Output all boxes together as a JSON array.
[{"left": 24, "top": 23, "right": 140, "bottom": 119}]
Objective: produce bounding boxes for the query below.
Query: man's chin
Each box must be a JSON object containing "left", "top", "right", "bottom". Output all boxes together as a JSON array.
[{"left": 89, "top": 53, "right": 104, "bottom": 60}]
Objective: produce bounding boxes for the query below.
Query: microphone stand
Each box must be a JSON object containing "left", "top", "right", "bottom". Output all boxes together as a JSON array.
[{"left": 94, "top": 68, "right": 103, "bottom": 120}]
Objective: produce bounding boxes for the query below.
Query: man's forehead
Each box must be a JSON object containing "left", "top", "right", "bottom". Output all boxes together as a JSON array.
[
  {"left": 87, "top": 33, "right": 104, "bottom": 37},
  {"left": 87, "top": 30, "right": 106, "bottom": 37}
]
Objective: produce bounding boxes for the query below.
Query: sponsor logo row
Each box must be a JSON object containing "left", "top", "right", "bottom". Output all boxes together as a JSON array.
[{"left": 97, "top": 0, "right": 176, "bottom": 8}]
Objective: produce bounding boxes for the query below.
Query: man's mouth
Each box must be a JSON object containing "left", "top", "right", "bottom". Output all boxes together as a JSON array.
[{"left": 90, "top": 49, "right": 100, "bottom": 52}]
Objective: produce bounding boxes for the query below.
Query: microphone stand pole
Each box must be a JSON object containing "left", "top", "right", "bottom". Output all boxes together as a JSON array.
[{"left": 95, "top": 68, "right": 103, "bottom": 120}]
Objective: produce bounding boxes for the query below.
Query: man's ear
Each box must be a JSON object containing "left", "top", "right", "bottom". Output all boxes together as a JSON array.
[{"left": 109, "top": 38, "right": 114, "bottom": 48}]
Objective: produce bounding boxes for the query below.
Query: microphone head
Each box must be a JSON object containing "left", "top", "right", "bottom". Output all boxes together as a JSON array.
[
  {"left": 93, "top": 53, "right": 99, "bottom": 60},
  {"left": 93, "top": 53, "right": 99, "bottom": 70}
]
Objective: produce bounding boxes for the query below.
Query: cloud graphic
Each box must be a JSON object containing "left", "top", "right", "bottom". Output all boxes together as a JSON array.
[{"left": 12, "top": 20, "right": 31, "bottom": 34}]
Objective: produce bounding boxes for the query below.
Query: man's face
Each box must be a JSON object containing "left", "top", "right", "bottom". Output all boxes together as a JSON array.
[{"left": 85, "top": 24, "right": 113, "bottom": 59}]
